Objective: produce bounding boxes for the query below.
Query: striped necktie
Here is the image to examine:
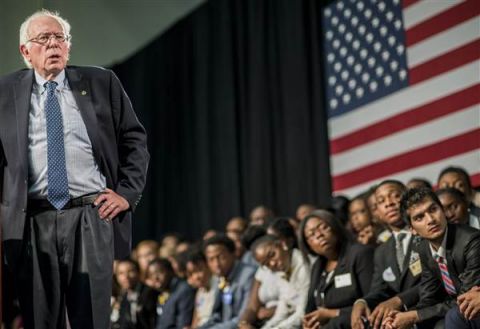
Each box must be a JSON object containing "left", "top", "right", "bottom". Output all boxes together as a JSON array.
[
  {"left": 434, "top": 255, "right": 457, "bottom": 296},
  {"left": 44, "top": 81, "right": 70, "bottom": 209}
]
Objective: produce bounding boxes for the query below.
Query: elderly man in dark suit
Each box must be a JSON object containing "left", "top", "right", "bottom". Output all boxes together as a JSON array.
[
  {"left": 382, "top": 187, "right": 480, "bottom": 329},
  {"left": 351, "top": 180, "right": 423, "bottom": 329},
  {"left": 0, "top": 9, "right": 149, "bottom": 329}
]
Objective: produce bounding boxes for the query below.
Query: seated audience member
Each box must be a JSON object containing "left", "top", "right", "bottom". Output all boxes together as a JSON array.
[
  {"left": 159, "top": 233, "right": 181, "bottom": 258},
  {"left": 225, "top": 216, "right": 248, "bottom": 259},
  {"left": 111, "top": 259, "right": 159, "bottom": 329},
  {"left": 365, "top": 186, "right": 392, "bottom": 243},
  {"left": 437, "top": 166, "right": 480, "bottom": 228},
  {"left": 330, "top": 195, "right": 350, "bottom": 226},
  {"left": 295, "top": 203, "right": 316, "bottom": 223},
  {"left": 382, "top": 188, "right": 480, "bottom": 329},
  {"left": 299, "top": 210, "right": 374, "bottom": 329},
  {"left": 239, "top": 226, "right": 281, "bottom": 327},
  {"left": 240, "top": 224, "right": 267, "bottom": 267},
  {"left": 245, "top": 235, "right": 310, "bottom": 329},
  {"left": 406, "top": 178, "right": 433, "bottom": 190},
  {"left": 348, "top": 194, "right": 380, "bottom": 246},
  {"left": 266, "top": 217, "right": 298, "bottom": 249},
  {"left": 169, "top": 250, "right": 189, "bottom": 279},
  {"left": 176, "top": 240, "right": 191, "bottom": 255},
  {"left": 447, "top": 286, "right": 480, "bottom": 328},
  {"left": 436, "top": 188, "right": 470, "bottom": 226},
  {"left": 203, "top": 229, "right": 219, "bottom": 241},
  {"left": 351, "top": 180, "right": 422, "bottom": 329},
  {"left": 135, "top": 240, "right": 159, "bottom": 282},
  {"left": 149, "top": 258, "right": 195, "bottom": 329},
  {"left": 186, "top": 250, "right": 216, "bottom": 329},
  {"left": 199, "top": 235, "right": 256, "bottom": 329},
  {"left": 249, "top": 205, "right": 275, "bottom": 226}
]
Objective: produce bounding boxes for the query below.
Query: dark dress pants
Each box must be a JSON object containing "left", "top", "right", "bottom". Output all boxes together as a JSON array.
[
  {"left": 17, "top": 204, "right": 114, "bottom": 329},
  {"left": 446, "top": 305, "right": 480, "bottom": 329}
]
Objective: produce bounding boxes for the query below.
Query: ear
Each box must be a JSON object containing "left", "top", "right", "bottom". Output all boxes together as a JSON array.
[
  {"left": 19, "top": 44, "right": 31, "bottom": 64},
  {"left": 409, "top": 226, "right": 418, "bottom": 236}
]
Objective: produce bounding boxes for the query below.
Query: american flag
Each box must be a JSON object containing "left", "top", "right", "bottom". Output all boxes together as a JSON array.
[{"left": 323, "top": 0, "right": 480, "bottom": 196}]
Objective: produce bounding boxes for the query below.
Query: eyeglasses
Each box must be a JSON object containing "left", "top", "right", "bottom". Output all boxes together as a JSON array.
[
  {"left": 27, "top": 33, "right": 70, "bottom": 45},
  {"left": 305, "top": 222, "right": 331, "bottom": 240}
]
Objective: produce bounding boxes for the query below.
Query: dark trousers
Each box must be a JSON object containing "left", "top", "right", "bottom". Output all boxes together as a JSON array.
[
  {"left": 446, "top": 305, "right": 480, "bottom": 329},
  {"left": 16, "top": 204, "right": 113, "bottom": 329}
]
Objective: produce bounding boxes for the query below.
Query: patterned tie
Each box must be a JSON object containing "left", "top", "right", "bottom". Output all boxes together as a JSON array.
[
  {"left": 44, "top": 81, "right": 70, "bottom": 209},
  {"left": 396, "top": 232, "right": 406, "bottom": 272},
  {"left": 434, "top": 255, "right": 457, "bottom": 296}
]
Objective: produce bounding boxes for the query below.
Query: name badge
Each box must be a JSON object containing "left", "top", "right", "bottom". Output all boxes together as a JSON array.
[
  {"left": 382, "top": 266, "right": 396, "bottom": 282},
  {"left": 222, "top": 291, "right": 233, "bottom": 305},
  {"left": 409, "top": 259, "right": 422, "bottom": 276},
  {"left": 334, "top": 273, "right": 352, "bottom": 288}
]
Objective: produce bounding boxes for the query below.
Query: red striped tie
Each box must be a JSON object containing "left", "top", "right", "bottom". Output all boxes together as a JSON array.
[{"left": 434, "top": 255, "right": 457, "bottom": 296}]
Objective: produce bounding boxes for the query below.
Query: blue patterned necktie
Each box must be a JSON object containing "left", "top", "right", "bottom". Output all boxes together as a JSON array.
[{"left": 44, "top": 81, "right": 70, "bottom": 209}]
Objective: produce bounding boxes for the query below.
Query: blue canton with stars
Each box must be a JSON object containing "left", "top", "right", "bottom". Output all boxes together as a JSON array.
[
  {"left": 322, "top": 0, "right": 409, "bottom": 118},
  {"left": 45, "top": 81, "right": 70, "bottom": 209}
]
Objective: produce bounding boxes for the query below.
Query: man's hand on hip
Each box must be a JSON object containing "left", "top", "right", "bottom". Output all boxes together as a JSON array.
[{"left": 94, "top": 188, "right": 130, "bottom": 221}]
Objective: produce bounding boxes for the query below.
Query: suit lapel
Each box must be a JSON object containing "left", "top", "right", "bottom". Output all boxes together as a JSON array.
[
  {"left": 65, "top": 67, "right": 102, "bottom": 165},
  {"left": 445, "top": 226, "right": 461, "bottom": 289},
  {"left": 13, "top": 70, "right": 34, "bottom": 175}
]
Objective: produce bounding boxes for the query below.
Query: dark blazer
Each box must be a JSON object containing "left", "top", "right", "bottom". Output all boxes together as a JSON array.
[
  {"left": 156, "top": 279, "right": 196, "bottom": 329},
  {"left": 305, "top": 242, "right": 374, "bottom": 318},
  {"left": 199, "top": 261, "right": 256, "bottom": 329},
  {"left": 363, "top": 234, "right": 422, "bottom": 309},
  {"left": 415, "top": 224, "right": 480, "bottom": 321},
  {"left": 0, "top": 66, "right": 149, "bottom": 265}
]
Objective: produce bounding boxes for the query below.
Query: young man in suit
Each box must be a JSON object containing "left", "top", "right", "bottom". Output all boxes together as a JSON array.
[
  {"left": 383, "top": 188, "right": 480, "bottom": 329},
  {"left": 0, "top": 10, "right": 148, "bottom": 329},
  {"left": 351, "top": 180, "right": 422, "bottom": 329},
  {"left": 200, "top": 235, "right": 256, "bottom": 329}
]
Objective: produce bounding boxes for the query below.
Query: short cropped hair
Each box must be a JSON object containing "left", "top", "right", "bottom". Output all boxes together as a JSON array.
[
  {"left": 375, "top": 179, "right": 406, "bottom": 194},
  {"left": 203, "top": 234, "right": 236, "bottom": 254},
  {"left": 437, "top": 166, "right": 472, "bottom": 190},
  {"left": 400, "top": 187, "right": 443, "bottom": 225}
]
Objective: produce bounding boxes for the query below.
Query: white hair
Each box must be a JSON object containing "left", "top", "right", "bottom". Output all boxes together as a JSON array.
[{"left": 19, "top": 9, "right": 72, "bottom": 67}]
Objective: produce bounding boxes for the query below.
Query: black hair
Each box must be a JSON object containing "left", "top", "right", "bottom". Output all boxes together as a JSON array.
[
  {"left": 202, "top": 234, "right": 236, "bottom": 254},
  {"left": 240, "top": 224, "right": 267, "bottom": 250},
  {"left": 267, "top": 217, "right": 297, "bottom": 248},
  {"left": 147, "top": 258, "right": 174, "bottom": 275},
  {"left": 438, "top": 166, "right": 472, "bottom": 190},
  {"left": 117, "top": 258, "right": 139, "bottom": 272},
  {"left": 298, "top": 209, "right": 352, "bottom": 263},
  {"left": 408, "top": 178, "right": 433, "bottom": 190},
  {"left": 400, "top": 187, "right": 443, "bottom": 225},
  {"left": 375, "top": 179, "right": 406, "bottom": 194},
  {"left": 436, "top": 187, "right": 468, "bottom": 205},
  {"left": 250, "top": 234, "right": 281, "bottom": 254},
  {"left": 329, "top": 195, "right": 350, "bottom": 225},
  {"left": 185, "top": 248, "right": 207, "bottom": 266}
]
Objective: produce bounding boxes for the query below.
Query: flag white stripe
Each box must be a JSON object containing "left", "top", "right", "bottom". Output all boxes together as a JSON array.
[
  {"left": 403, "top": 0, "right": 464, "bottom": 30},
  {"left": 407, "top": 16, "right": 480, "bottom": 67},
  {"left": 333, "top": 150, "right": 480, "bottom": 196},
  {"left": 329, "top": 60, "right": 480, "bottom": 139},
  {"left": 331, "top": 105, "right": 480, "bottom": 175}
]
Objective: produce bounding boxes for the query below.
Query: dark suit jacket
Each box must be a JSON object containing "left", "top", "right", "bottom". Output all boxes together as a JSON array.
[
  {"left": 416, "top": 224, "right": 480, "bottom": 321},
  {"left": 156, "top": 279, "right": 196, "bottom": 329},
  {"left": 0, "top": 66, "right": 149, "bottom": 264},
  {"left": 305, "top": 242, "right": 374, "bottom": 317},
  {"left": 199, "top": 261, "right": 256, "bottom": 329},
  {"left": 363, "top": 234, "right": 422, "bottom": 309}
]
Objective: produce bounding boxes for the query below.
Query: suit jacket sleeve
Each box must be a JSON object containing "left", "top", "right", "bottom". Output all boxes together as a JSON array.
[
  {"left": 363, "top": 244, "right": 393, "bottom": 308},
  {"left": 175, "top": 285, "right": 196, "bottom": 328},
  {"left": 109, "top": 70, "right": 149, "bottom": 211}
]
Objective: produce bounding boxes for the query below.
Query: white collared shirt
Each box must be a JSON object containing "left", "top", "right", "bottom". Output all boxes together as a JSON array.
[
  {"left": 429, "top": 228, "right": 448, "bottom": 261},
  {"left": 28, "top": 70, "right": 106, "bottom": 198},
  {"left": 392, "top": 230, "right": 412, "bottom": 255}
]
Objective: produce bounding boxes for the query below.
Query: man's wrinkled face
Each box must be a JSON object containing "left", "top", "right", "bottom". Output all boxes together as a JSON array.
[{"left": 20, "top": 16, "right": 70, "bottom": 79}]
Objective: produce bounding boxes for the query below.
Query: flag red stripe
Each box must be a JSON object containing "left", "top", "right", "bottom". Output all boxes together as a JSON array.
[
  {"left": 330, "top": 84, "right": 480, "bottom": 154},
  {"left": 332, "top": 129, "right": 480, "bottom": 190},
  {"left": 402, "top": 0, "right": 421, "bottom": 9},
  {"left": 409, "top": 39, "right": 480, "bottom": 85},
  {"left": 471, "top": 173, "right": 480, "bottom": 187},
  {"left": 405, "top": 0, "right": 480, "bottom": 47}
]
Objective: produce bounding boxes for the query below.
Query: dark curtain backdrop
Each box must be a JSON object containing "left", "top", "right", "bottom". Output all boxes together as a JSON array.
[{"left": 112, "top": 0, "right": 332, "bottom": 244}]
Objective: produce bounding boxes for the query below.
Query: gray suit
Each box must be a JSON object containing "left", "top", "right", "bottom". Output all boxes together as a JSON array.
[{"left": 199, "top": 261, "right": 256, "bottom": 329}]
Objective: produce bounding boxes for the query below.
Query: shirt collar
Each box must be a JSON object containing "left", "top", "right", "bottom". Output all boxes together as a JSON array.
[
  {"left": 34, "top": 69, "right": 67, "bottom": 93},
  {"left": 429, "top": 227, "right": 448, "bottom": 259},
  {"left": 392, "top": 229, "right": 411, "bottom": 240}
]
